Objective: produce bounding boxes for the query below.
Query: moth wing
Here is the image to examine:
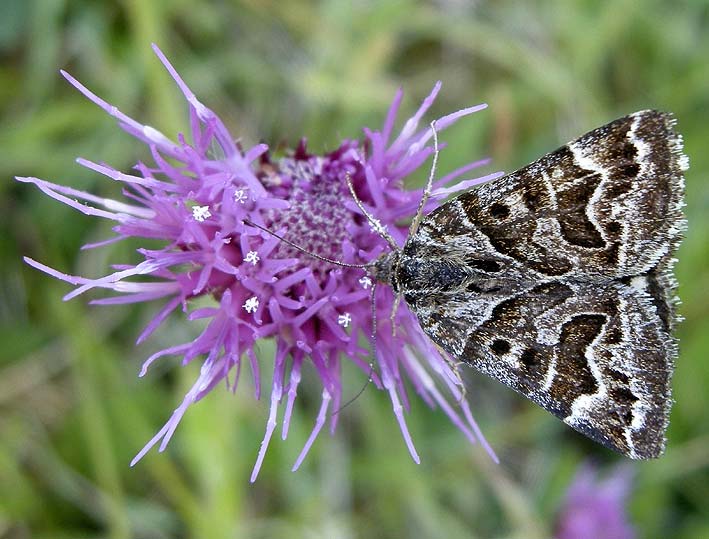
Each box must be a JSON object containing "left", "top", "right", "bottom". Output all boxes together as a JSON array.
[
  {"left": 403, "top": 110, "right": 686, "bottom": 458},
  {"left": 413, "top": 279, "right": 672, "bottom": 459},
  {"left": 420, "top": 110, "right": 685, "bottom": 282}
]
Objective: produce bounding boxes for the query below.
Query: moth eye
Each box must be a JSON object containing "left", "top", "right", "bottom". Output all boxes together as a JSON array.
[
  {"left": 490, "top": 339, "right": 510, "bottom": 355},
  {"left": 489, "top": 202, "right": 510, "bottom": 219}
]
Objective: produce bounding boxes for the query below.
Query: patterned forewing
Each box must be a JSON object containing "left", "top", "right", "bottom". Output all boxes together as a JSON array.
[{"left": 450, "top": 110, "right": 685, "bottom": 279}]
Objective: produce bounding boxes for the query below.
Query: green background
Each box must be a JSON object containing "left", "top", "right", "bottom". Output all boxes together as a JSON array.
[{"left": 2, "top": 1, "right": 708, "bottom": 538}]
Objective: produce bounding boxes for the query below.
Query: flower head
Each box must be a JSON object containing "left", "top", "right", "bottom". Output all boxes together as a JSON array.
[
  {"left": 555, "top": 463, "right": 636, "bottom": 539},
  {"left": 19, "top": 44, "right": 501, "bottom": 481}
]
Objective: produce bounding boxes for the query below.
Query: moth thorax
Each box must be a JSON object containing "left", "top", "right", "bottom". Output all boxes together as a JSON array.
[{"left": 372, "top": 251, "right": 400, "bottom": 292}]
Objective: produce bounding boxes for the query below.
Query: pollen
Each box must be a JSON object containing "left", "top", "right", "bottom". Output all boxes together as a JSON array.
[{"left": 192, "top": 205, "right": 211, "bottom": 222}]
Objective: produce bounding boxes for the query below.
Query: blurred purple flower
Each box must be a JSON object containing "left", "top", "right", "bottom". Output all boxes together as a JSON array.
[
  {"left": 555, "top": 463, "right": 635, "bottom": 539},
  {"left": 18, "top": 45, "right": 501, "bottom": 481}
]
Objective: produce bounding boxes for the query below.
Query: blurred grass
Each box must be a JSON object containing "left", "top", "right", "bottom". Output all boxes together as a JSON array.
[{"left": 1, "top": 1, "right": 708, "bottom": 538}]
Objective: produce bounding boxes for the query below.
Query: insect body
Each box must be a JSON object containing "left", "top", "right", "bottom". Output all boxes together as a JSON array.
[{"left": 373, "top": 110, "right": 686, "bottom": 459}]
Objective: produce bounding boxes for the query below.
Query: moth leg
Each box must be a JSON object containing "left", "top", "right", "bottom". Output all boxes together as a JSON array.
[
  {"left": 332, "top": 282, "right": 379, "bottom": 415},
  {"left": 389, "top": 293, "right": 402, "bottom": 336}
]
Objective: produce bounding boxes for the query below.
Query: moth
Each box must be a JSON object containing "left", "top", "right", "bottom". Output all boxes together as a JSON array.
[{"left": 369, "top": 110, "right": 687, "bottom": 459}]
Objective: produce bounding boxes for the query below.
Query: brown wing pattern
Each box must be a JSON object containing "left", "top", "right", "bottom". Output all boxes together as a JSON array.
[{"left": 398, "top": 110, "right": 686, "bottom": 458}]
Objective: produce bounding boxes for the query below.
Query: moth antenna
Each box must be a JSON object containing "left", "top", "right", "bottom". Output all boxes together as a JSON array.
[
  {"left": 333, "top": 282, "right": 378, "bottom": 414},
  {"left": 345, "top": 173, "right": 399, "bottom": 251},
  {"left": 242, "top": 218, "right": 372, "bottom": 269},
  {"left": 245, "top": 217, "right": 381, "bottom": 412},
  {"left": 408, "top": 120, "right": 440, "bottom": 238}
]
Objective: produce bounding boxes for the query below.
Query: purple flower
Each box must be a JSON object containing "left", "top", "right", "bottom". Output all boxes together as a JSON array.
[
  {"left": 555, "top": 463, "right": 636, "bottom": 539},
  {"left": 18, "top": 44, "right": 500, "bottom": 481}
]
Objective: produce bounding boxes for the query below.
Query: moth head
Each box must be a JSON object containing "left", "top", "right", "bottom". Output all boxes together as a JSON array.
[{"left": 372, "top": 251, "right": 400, "bottom": 292}]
